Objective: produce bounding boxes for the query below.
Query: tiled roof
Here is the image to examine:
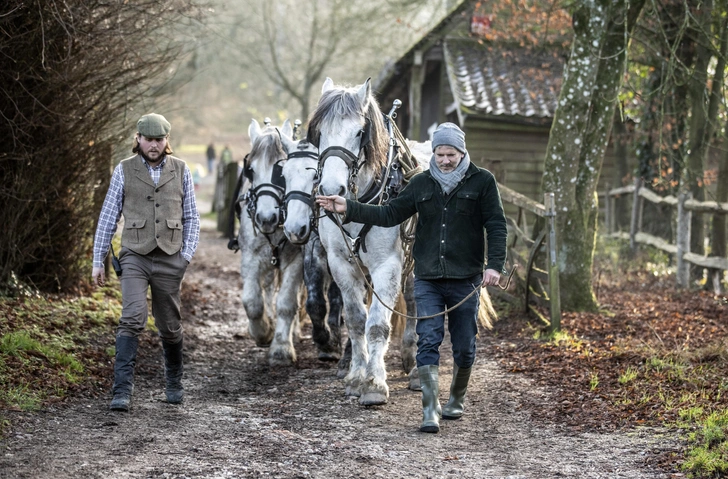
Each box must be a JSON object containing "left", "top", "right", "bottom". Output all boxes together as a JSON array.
[{"left": 444, "top": 40, "right": 565, "bottom": 122}]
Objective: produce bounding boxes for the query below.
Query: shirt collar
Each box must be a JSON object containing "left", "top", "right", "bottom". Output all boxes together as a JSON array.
[{"left": 141, "top": 155, "right": 167, "bottom": 169}]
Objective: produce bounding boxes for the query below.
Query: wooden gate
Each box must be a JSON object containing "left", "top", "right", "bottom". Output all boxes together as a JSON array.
[{"left": 497, "top": 184, "right": 561, "bottom": 331}]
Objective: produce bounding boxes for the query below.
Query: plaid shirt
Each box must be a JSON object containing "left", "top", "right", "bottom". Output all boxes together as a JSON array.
[{"left": 93, "top": 156, "right": 200, "bottom": 268}]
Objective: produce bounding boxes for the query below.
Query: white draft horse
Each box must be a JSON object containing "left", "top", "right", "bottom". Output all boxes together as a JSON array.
[
  {"left": 277, "top": 133, "right": 348, "bottom": 370},
  {"left": 306, "top": 78, "right": 422, "bottom": 405},
  {"left": 237, "top": 119, "right": 303, "bottom": 367}
]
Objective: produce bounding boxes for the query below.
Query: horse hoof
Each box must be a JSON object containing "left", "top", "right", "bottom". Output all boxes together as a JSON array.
[
  {"left": 336, "top": 368, "right": 348, "bottom": 379},
  {"left": 255, "top": 340, "right": 272, "bottom": 348},
  {"left": 345, "top": 385, "right": 361, "bottom": 397},
  {"left": 269, "top": 354, "right": 295, "bottom": 367},
  {"left": 408, "top": 377, "right": 421, "bottom": 391},
  {"left": 359, "top": 392, "right": 387, "bottom": 406},
  {"left": 318, "top": 352, "right": 340, "bottom": 362}
]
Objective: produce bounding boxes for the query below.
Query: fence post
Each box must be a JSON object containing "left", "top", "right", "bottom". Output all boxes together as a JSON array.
[
  {"left": 629, "top": 177, "right": 642, "bottom": 254},
  {"left": 604, "top": 184, "right": 612, "bottom": 235},
  {"left": 676, "top": 191, "right": 692, "bottom": 288},
  {"left": 545, "top": 192, "right": 561, "bottom": 332}
]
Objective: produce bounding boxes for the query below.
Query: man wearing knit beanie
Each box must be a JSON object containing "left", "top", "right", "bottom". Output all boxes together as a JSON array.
[{"left": 316, "top": 121, "right": 507, "bottom": 434}]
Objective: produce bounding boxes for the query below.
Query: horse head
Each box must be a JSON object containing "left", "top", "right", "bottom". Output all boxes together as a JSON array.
[
  {"left": 244, "top": 118, "right": 291, "bottom": 234},
  {"left": 307, "top": 78, "right": 388, "bottom": 199},
  {"left": 279, "top": 131, "right": 319, "bottom": 244}
]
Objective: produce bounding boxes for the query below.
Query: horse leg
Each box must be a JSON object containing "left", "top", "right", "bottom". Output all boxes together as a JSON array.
[
  {"left": 269, "top": 255, "right": 303, "bottom": 367},
  {"left": 338, "top": 337, "right": 352, "bottom": 379},
  {"left": 304, "top": 240, "right": 341, "bottom": 361},
  {"left": 402, "top": 271, "right": 420, "bottom": 391},
  {"left": 359, "top": 259, "right": 401, "bottom": 406},
  {"left": 241, "top": 259, "right": 273, "bottom": 348},
  {"left": 332, "top": 268, "right": 368, "bottom": 397}
]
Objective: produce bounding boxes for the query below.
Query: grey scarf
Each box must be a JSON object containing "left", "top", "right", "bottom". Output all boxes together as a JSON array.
[{"left": 429, "top": 152, "right": 471, "bottom": 195}]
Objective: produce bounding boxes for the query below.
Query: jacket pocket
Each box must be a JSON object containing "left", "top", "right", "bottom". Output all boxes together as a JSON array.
[
  {"left": 416, "top": 191, "right": 437, "bottom": 217},
  {"left": 166, "top": 219, "right": 183, "bottom": 245},
  {"left": 456, "top": 191, "right": 477, "bottom": 215},
  {"left": 125, "top": 219, "right": 146, "bottom": 243}
]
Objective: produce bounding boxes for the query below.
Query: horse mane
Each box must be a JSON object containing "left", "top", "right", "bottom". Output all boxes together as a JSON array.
[
  {"left": 249, "top": 127, "right": 285, "bottom": 163},
  {"left": 307, "top": 83, "right": 388, "bottom": 175}
]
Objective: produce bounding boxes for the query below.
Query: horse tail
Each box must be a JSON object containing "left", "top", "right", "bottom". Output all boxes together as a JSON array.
[{"left": 478, "top": 288, "right": 498, "bottom": 330}]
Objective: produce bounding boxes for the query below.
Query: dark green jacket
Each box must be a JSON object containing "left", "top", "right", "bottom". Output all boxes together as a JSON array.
[{"left": 345, "top": 163, "right": 507, "bottom": 280}]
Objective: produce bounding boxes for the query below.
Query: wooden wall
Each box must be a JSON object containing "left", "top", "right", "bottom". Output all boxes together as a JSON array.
[{"left": 464, "top": 118, "right": 618, "bottom": 217}]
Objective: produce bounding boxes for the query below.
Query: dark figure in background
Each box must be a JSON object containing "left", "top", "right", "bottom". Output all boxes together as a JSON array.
[
  {"left": 316, "top": 123, "right": 507, "bottom": 433},
  {"left": 220, "top": 144, "right": 233, "bottom": 167},
  {"left": 206, "top": 142, "right": 216, "bottom": 175},
  {"left": 92, "top": 113, "right": 201, "bottom": 411}
]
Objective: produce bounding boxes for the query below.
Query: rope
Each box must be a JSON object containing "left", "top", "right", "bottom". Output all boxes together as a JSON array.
[{"left": 328, "top": 212, "right": 516, "bottom": 320}]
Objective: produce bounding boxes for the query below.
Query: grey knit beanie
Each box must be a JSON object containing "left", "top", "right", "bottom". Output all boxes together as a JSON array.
[{"left": 431, "top": 122, "right": 466, "bottom": 153}]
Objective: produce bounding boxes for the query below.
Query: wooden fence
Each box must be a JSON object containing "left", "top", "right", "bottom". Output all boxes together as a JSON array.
[
  {"left": 603, "top": 178, "right": 728, "bottom": 288},
  {"left": 497, "top": 183, "right": 561, "bottom": 331}
]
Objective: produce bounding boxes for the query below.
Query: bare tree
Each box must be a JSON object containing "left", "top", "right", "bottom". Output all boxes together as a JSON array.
[
  {"left": 0, "top": 0, "right": 206, "bottom": 292},
  {"left": 217, "top": 0, "right": 442, "bottom": 121}
]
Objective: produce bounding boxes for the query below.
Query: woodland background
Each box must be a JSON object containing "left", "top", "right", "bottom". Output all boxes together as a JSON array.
[{"left": 1, "top": 0, "right": 727, "bottom": 475}]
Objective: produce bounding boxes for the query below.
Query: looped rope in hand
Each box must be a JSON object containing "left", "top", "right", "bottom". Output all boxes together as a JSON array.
[{"left": 329, "top": 212, "right": 516, "bottom": 320}]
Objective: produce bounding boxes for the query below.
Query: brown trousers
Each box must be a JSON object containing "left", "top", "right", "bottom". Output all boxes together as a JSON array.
[{"left": 117, "top": 246, "right": 188, "bottom": 343}]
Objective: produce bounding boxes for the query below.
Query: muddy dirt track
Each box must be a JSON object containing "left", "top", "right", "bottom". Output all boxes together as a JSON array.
[{"left": 0, "top": 226, "right": 681, "bottom": 478}]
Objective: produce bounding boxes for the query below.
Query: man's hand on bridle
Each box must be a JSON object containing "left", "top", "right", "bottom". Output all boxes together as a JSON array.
[{"left": 315, "top": 195, "right": 347, "bottom": 214}]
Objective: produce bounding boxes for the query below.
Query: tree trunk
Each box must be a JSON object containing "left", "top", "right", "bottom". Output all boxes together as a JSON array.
[
  {"left": 612, "top": 112, "right": 631, "bottom": 229},
  {"left": 707, "top": 11, "right": 728, "bottom": 291},
  {"left": 685, "top": 0, "right": 714, "bottom": 278},
  {"left": 712, "top": 150, "right": 728, "bottom": 292},
  {"left": 542, "top": 0, "right": 646, "bottom": 311}
]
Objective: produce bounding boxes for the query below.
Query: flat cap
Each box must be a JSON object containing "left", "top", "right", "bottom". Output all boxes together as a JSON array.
[{"left": 137, "top": 113, "right": 171, "bottom": 138}]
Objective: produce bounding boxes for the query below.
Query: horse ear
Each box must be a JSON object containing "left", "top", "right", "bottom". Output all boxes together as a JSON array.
[
  {"left": 322, "top": 77, "right": 334, "bottom": 94},
  {"left": 249, "top": 119, "right": 261, "bottom": 145},
  {"left": 277, "top": 128, "right": 298, "bottom": 154},
  {"left": 280, "top": 119, "right": 293, "bottom": 139},
  {"left": 356, "top": 78, "right": 372, "bottom": 110}
]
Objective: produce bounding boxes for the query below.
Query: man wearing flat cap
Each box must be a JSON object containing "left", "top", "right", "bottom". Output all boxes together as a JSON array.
[
  {"left": 316, "top": 122, "right": 507, "bottom": 433},
  {"left": 92, "top": 113, "right": 201, "bottom": 411}
]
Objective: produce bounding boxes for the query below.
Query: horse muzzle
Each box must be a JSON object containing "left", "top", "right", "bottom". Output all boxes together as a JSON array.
[
  {"left": 283, "top": 223, "right": 310, "bottom": 245},
  {"left": 256, "top": 212, "right": 280, "bottom": 234}
]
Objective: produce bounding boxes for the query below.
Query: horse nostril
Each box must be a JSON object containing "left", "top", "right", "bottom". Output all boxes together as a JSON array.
[
  {"left": 337, "top": 186, "right": 345, "bottom": 196},
  {"left": 298, "top": 225, "right": 308, "bottom": 237}
]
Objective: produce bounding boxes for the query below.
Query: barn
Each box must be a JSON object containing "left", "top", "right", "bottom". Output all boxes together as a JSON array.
[{"left": 374, "top": 2, "right": 620, "bottom": 208}]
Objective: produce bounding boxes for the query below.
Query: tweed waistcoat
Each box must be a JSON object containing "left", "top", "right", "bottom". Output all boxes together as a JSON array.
[{"left": 120, "top": 155, "right": 185, "bottom": 255}]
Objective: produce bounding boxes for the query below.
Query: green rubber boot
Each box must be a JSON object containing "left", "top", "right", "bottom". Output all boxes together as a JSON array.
[
  {"left": 418, "top": 365, "right": 441, "bottom": 433},
  {"left": 442, "top": 364, "right": 472, "bottom": 420}
]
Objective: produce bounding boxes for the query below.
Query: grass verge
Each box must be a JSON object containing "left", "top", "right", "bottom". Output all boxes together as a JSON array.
[{"left": 0, "top": 283, "right": 122, "bottom": 438}]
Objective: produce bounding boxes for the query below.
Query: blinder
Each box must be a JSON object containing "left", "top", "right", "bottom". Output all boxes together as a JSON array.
[
  {"left": 243, "top": 155, "right": 286, "bottom": 190},
  {"left": 271, "top": 160, "right": 286, "bottom": 190}
]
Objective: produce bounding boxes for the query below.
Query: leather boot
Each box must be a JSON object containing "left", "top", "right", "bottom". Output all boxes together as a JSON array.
[
  {"left": 162, "top": 339, "right": 184, "bottom": 404},
  {"left": 110, "top": 335, "right": 139, "bottom": 411},
  {"left": 418, "top": 364, "right": 441, "bottom": 433},
  {"left": 442, "top": 364, "right": 472, "bottom": 420}
]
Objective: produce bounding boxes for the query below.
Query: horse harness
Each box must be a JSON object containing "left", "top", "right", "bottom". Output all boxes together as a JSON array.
[
  {"left": 282, "top": 147, "right": 320, "bottom": 236},
  {"left": 228, "top": 153, "right": 289, "bottom": 267},
  {"left": 313, "top": 115, "right": 406, "bottom": 261}
]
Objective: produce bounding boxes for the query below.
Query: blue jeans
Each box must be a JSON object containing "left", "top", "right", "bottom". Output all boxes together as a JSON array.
[{"left": 414, "top": 274, "right": 481, "bottom": 368}]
